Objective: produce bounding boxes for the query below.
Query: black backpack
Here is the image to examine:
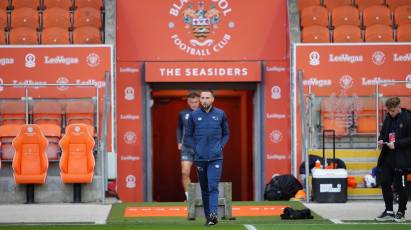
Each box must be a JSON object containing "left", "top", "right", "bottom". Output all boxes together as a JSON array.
[
  {"left": 281, "top": 207, "right": 314, "bottom": 220},
  {"left": 264, "top": 174, "right": 302, "bottom": 201}
]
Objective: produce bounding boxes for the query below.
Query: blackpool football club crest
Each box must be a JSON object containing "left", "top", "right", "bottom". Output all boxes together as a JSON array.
[{"left": 169, "top": 0, "right": 234, "bottom": 56}]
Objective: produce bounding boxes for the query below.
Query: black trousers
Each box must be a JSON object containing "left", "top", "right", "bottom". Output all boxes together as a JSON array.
[{"left": 380, "top": 160, "right": 409, "bottom": 213}]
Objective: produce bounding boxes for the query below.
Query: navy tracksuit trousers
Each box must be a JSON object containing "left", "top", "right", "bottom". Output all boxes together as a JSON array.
[{"left": 195, "top": 159, "right": 223, "bottom": 218}]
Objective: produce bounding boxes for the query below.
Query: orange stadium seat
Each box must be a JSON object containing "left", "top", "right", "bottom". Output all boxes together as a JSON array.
[
  {"left": 43, "top": 0, "right": 72, "bottom": 9},
  {"left": 32, "top": 101, "right": 62, "bottom": 126},
  {"left": 355, "top": 98, "right": 381, "bottom": 134},
  {"left": 12, "top": 124, "right": 48, "bottom": 203},
  {"left": 0, "top": 29, "right": 5, "bottom": 44},
  {"left": 9, "top": 27, "right": 38, "bottom": 44},
  {"left": 363, "top": 5, "right": 392, "bottom": 27},
  {"left": 300, "top": 5, "right": 329, "bottom": 28},
  {"left": 394, "top": 5, "right": 411, "bottom": 26},
  {"left": 324, "top": 0, "right": 353, "bottom": 11},
  {"left": 42, "top": 7, "right": 71, "bottom": 29},
  {"left": 38, "top": 124, "right": 61, "bottom": 161},
  {"left": 0, "top": 101, "right": 26, "bottom": 125},
  {"left": 11, "top": 0, "right": 41, "bottom": 9},
  {"left": 74, "top": 0, "right": 103, "bottom": 10},
  {"left": 365, "top": 24, "right": 394, "bottom": 42},
  {"left": 333, "top": 25, "right": 363, "bottom": 42},
  {"left": 302, "top": 25, "right": 331, "bottom": 42},
  {"left": 65, "top": 101, "right": 95, "bottom": 127},
  {"left": 73, "top": 7, "right": 101, "bottom": 29},
  {"left": 42, "top": 27, "right": 70, "bottom": 44},
  {"left": 73, "top": 26, "right": 101, "bottom": 44},
  {"left": 298, "top": 0, "right": 321, "bottom": 11},
  {"left": 322, "top": 116, "right": 349, "bottom": 136},
  {"left": 355, "top": 0, "right": 385, "bottom": 11},
  {"left": 10, "top": 7, "right": 39, "bottom": 29},
  {"left": 387, "top": 0, "right": 411, "bottom": 11},
  {"left": 0, "top": 124, "right": 23, "bottom": 160},
  {"left": 397, "top": 24, "right": 411, "bottom": 41},
  {"left": 59, "top": 124, "right": 95, "bottom": 202},
  {"left": 0, "top": 0, "right": 8, "bottom": 10},
  {"left": 332, "top": 6, "right": 361, "bottom": 27},
  {"left": 0, "top": 9, "right": 7, "bottom": 30},
  {"left": 399, "top": 97, "right": 411, "bottom": 110}
]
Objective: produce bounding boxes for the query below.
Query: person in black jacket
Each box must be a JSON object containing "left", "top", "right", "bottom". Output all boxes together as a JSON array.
[
  {"left": 375, "top": 97, "right": 411, "bottom": 223},
  {"left": 176, "top": 92, "right": 200, "bottom": 200},
  {"left": 184, "top": 89, "right": 229, "bottom": 226}
]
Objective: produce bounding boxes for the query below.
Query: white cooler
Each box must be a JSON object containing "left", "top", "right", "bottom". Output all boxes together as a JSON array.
[{"left": 312, "top": 168, "right": 348, "bottom": 203}]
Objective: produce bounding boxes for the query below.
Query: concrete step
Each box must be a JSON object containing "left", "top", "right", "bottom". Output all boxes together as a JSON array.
[
  {"left": 346, "top": 162, "right": 377, "bottom": 171},
  {"left": 348, "top": 188, "right": 382, "bottom": 199},
  {"left": 309, "top": 149, "right": 380, "bottom": 159}
]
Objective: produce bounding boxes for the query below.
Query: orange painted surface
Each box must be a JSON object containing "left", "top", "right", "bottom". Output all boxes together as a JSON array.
[
  {"left": 124, "top": 205, "right": 288, "bottom": 217},
  {"left": 117, "top": 0, "right": 288, "bottom": 61},
  {"left": 295, "top": 44, "right": 411, "bottom": 96}
]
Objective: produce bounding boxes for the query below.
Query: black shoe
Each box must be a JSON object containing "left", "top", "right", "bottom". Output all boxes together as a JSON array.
[
  {"left": 375, "top": 210, "right": 395, "bottom": 222},
  {"left": 394, "top": 212, "right": 406, "bottom": 223},
  {"left": 204, "top": 213, "right": 218, "bottom": 226}
]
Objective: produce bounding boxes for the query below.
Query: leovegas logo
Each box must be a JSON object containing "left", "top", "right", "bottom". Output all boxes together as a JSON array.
[
  {"left": 169, "top": 0, "right": 233, "bottom": 56},
  {"left": 120, "top": 114, "right": 140, "bottom": 120},
  {"left": 362, "top": 77, "right": 395, "bottom": 87},
  {"left": 0, "top": 57, "right": 14, "bottom": 66},
  {"left": 44, "top": 56, "right": 79, "bottom": 66},
  {"left": 303, "top": 78, "right": 332, "bottom": 87},
  {"left": 329, "top": 53, "right": 363, "bottom": 63},
  {"left": 266, "top": 154, "right": 287, "bottom": 160},
  {"left": 266, "top": 66, "right": 286, "bottom": 72},
  {"left": 393, "top": 53, "right": 411, "bottom": 62},
  {"left": 266, "top": 113, "right": 286, "bottom": 119}
]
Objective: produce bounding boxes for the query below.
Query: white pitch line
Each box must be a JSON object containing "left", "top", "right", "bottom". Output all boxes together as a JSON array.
[
  {"left": 330, "top": 219, "right": 344, "bottom": 224},
  {"left": 244, "top": 224, "right": 258, "bottom": 230}
]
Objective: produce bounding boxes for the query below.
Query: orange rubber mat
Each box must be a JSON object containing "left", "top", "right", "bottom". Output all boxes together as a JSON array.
[{"left": 124, "top": 205, "right": 288, "bottom": 217}]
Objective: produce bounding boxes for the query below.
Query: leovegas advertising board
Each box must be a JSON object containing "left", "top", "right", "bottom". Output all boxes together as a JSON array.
[
  {"left": 116, "top": 62, "right": 144, "bottom": 202},
  {"left": 117, "top": 0, "right": 287, "bottom": 61},
  {"left": 264, "top": 61, "right": 291, "bottom": 182},
  {"left": 0, "top": 45, "right": 112, "bottom": 98},
  {"left": 145, "top": 61, "right": 261, "bottom": 82},
  {"left": 295, "top": 44, "right": 411, "bottom": 96}
]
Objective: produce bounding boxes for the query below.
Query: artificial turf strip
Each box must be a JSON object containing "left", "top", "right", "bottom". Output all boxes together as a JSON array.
[
  {"left": 108, "top": 201, "right": 326, "bottom": 225},
  {"left": 0, "top": 223, "right": 410, "bottom": 230}
]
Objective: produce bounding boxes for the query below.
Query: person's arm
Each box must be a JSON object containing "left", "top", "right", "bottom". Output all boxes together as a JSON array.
[
  {"left": 394, "top": 114, "right": 411, "bottom": 149},
  {"left": 184, "top": 112, "right": 195, "bottom": 150},
  {"left": 220, "top": 112, "right": 230, "bottom": 147}
]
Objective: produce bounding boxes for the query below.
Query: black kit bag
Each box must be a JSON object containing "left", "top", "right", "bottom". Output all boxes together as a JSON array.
[{"left": 264, "top": 174, "right": 303, "bottom": 200}]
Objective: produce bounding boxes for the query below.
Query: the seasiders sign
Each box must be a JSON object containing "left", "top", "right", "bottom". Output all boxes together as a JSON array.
[{"left": 145, "top": 61, "right": 261, "bottom": 82}]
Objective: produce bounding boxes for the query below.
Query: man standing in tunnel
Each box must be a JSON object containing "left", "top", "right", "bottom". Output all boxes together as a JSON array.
[
  {"left": 375, "top": 97, "right": 411, "bottom": 223},
  {"left": 184, "top": 89, "right": 229, "bottom": 226},
  {"left": 177, "top": 92, "right": 200, "bottom": 200}
]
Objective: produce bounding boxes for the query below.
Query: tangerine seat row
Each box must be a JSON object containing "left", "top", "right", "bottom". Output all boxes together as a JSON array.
[{"left": 9, "top": 124, "right": 95, "bottom": 203}]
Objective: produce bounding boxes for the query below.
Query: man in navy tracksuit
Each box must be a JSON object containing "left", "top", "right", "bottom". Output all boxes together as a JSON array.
[{"left": 184, "top": 89, "right": 229, "bottom": 226}]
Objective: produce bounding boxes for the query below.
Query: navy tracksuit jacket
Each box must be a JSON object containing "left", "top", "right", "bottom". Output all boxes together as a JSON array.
[{"left": 184, "top": 106, "right": 229, "bottom": 217}]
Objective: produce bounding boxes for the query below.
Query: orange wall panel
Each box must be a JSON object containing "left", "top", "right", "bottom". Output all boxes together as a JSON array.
[{"left": 117, "top": 0, "right": 288, "bottom": 61}]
